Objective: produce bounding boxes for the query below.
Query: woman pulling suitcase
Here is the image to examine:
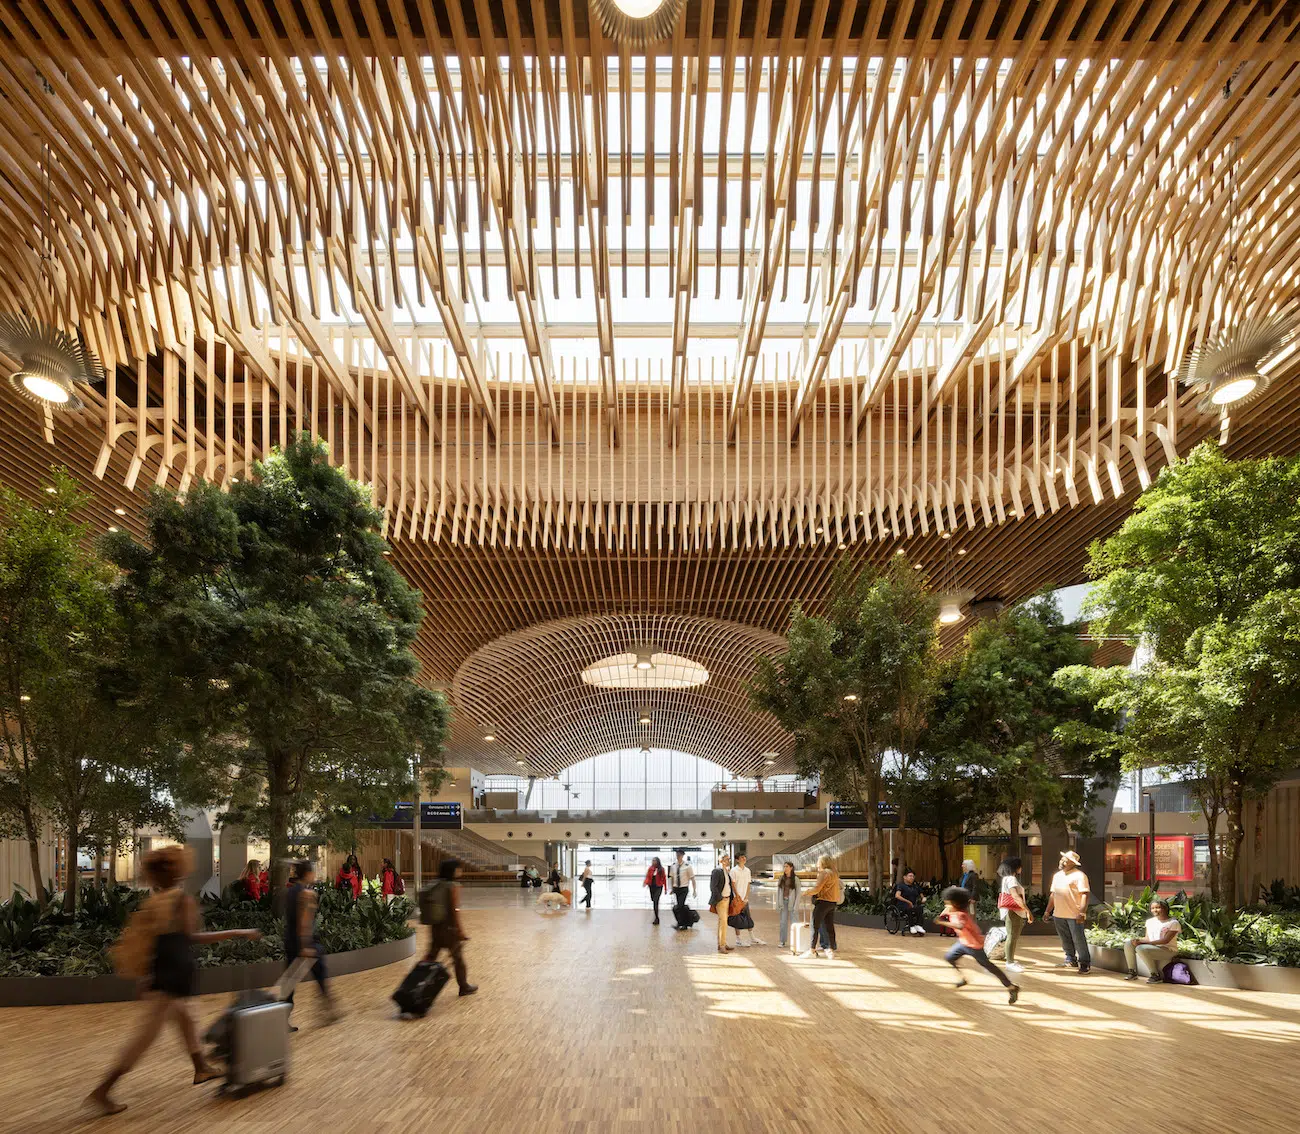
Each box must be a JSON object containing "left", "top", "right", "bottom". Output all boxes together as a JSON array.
[{"left": 86, "top": 846, "right": 262, "bottom": 1117}]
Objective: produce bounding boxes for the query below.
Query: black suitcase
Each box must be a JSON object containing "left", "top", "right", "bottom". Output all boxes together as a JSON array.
[
  {"left": 672, "top": 903, "right": 700, "bottom": 928},
  {"left": 392, "top": 960, "right": 450, "bottom": 1017}
]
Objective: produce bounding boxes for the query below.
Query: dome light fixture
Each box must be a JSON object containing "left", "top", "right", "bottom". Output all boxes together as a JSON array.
[
  {"left": 634, "top": 646, "right": 655, "bottom": 671},
  {"left": 938, "top": 595, "right": 967, "bottom": 625},
  {"left": 589, "top": 0, "right": 685, "bottom": 49},
  {"left": 637, "top": 709, "right": 652, "bottom": 726},
  {"left": 764, "top": 754, "right": 778, "bottom": 766},
  {"left": 483, "top": 732, "right": 497, "bottom": 742},
  {"left": 1, "top": 313, "right": 104, "bottom": 412}
]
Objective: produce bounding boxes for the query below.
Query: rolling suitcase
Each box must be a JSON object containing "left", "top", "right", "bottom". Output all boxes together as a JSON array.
[
  {"left": 392, "top": 959, "right": 450, "bottom": 1017},
  {"left": 225, "top": 996, "right": 292, "bottom": 1092},
  {"left": 790, "top": 919, "right": 813, "bottom": 955},
  {"left": 672, "top": 902, "right": 700, "bottom": 928}
]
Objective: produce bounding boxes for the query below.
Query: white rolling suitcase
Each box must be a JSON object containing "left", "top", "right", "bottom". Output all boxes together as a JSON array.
[{"left": 790, "top": 901, "right": 817, "bottom": 955}]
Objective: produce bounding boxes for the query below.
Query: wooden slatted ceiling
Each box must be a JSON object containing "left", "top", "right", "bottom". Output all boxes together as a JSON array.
[{"left": 2, "top": 0, "right": 1300, "bottom": 776}]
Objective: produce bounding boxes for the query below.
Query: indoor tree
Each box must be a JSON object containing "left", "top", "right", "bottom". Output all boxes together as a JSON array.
[
  {"left": 749, "top": 556, "right": 937, "bottom": 892},
  {"left": 936, "top": 594, "right": 1119, "bottom": 854},
  {"left": 109, "top": 435, "right": 452, "bottom": 888},
  {"left": 888, "top": 745, "right": 998, "bottom": 884},
  {"left": 1078, "top": 443, "right": 1300, "bottom": 909}
]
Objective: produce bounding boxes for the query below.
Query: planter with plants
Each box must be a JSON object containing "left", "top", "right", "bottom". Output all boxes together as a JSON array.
[
  {"left": 0, "top": 882, "right": 417, "bottom": 1006},
  {"left": 1083, "top": 887, "right": 1300, "bottom": 991}
]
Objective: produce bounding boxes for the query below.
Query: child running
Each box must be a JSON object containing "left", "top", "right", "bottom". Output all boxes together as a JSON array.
[{"left": 933, "top": 886, "right": 1020, "bottom": 1005}]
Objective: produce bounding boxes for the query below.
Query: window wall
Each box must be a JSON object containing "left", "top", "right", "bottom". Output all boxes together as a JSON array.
[{"left": 483, "top": 749, "right": 805, "bottom": 811}]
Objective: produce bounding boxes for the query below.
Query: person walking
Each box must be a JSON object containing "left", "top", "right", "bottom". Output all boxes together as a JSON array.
[
  {"left": 1124, "top": 899, "right": 1182, "bottom": 983},
  {"left": 802, "top": 855, "right": 843, "bottom": 959},
  {"left": 420, "top": 857, "right": 478, "bottom": 997},
  {"left": 729, "top": 853, "right": 765, "bottom": 946},
  {"left": 775, "top": 862, "right": 801, "bottom": 949},
  {"left": 643, "top": 857, "right": 666, "bottom": 925},
  {"left": 959, "top": 859, "right": 980, "bottom": 895},
  {"left": 996, "top": 857, "right": 1032, "bottom": 973},
  {"left": 284, "top": 860, "right": 341, "bottom": 1029},
  {"left": 579, "top": 860, "right": 594, "bottom": 909},
  {"left": 1044, "top": 850, "right": 1092, "bottom": 974},
  {"left": 669, "top": 849, "right": 696, "bottom": 915},
  {"left": 934, "top": 887, "right": 1020, "bottom": 1004},
  {"left": 86, "top": 846, "right": 262, "bottom": 1116},
  {"left": 709, "top": 854, "right": 734, "bottom": 954}
]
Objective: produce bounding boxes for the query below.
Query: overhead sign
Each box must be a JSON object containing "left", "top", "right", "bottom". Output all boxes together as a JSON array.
[
  {"left": 370, "top": 802, "right": 463, "bottom": 830},
  {"left": 827, "top": 802, "right": 899, "bottom": 830}
]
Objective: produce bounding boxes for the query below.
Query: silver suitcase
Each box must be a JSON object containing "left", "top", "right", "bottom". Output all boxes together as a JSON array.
[{"left": 226, "top": 998, "right": 292, "bottom": 1091}]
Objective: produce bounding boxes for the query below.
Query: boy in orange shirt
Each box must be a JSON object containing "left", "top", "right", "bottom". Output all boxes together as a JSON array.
[{"left": 934, "top": 886, "right": 1020, "bottom": 1005}]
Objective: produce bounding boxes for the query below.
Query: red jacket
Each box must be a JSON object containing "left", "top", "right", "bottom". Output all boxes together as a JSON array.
[
  {"left": 241, "top": 873, "right": 263, "bottom": 901},
  {"left": 644, "top": 865, "right": 666, "bottom": 888},
  {"left": 336, "top": 866, "right": 362, "bottom": 898},
  {"left": 381, "top": 867, "right": 403, "bottom": 896}
]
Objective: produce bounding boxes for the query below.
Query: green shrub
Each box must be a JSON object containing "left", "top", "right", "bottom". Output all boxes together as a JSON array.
[{"left": 0, "top": 881, "right": 414, "bottom": 979}]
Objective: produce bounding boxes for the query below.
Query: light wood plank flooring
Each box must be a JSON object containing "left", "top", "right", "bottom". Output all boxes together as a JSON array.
[{"left": 3, "top": 897, "right": 1298, "bottom": 1134}]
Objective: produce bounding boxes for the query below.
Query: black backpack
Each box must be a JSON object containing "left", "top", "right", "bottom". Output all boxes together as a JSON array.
[{"left": 420, "top": 880, "right": 451, "bottom": 927}]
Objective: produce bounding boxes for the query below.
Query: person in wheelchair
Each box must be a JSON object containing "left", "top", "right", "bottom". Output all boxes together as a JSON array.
[{"left": 892, "top": 869, "right": 926, "bottom": 936}]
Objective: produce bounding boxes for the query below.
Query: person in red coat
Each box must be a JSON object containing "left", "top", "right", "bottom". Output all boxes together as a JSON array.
[
  {"left": 643, "top": 857, "right": 667, "bottom": 925},
  {"left": 335, "top": 855, "right": 362, "bottom": 899},
  {"left": 379, "top": 858, "right": 404, "bottom": 903}
]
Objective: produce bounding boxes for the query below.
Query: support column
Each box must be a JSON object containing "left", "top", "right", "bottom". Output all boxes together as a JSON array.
[{"left": 413, "top": 763, "right": 422, "bottom": 894}]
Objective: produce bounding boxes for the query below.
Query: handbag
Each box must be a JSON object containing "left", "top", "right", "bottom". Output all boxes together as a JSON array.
[
  {"left": 728, "top": 894, "right": 746, "bottom": 917},
  {"left": 996, "top": 893, "right": 1020, "bottom": 910}
]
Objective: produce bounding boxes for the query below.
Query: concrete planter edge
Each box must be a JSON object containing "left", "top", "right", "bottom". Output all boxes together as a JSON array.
[
  {"left": 0, "top": 932, "right": 416, "bottom": 1008},
  {"left": 1089, "top": 944, "right": 1300, "bottom": 992}
]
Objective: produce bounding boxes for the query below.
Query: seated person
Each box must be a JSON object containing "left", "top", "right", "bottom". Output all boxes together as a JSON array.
[
  {"left": 1124, "top": 899, "right": 1182, "bottom": 983},
  {"left": 892, "top": 869, "right": 926, "bottom": 935}
]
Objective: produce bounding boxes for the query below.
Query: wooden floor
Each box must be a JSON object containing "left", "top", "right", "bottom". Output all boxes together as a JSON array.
[{"left": 4, "top": 895, "right": 1299, "bottom": 1134}]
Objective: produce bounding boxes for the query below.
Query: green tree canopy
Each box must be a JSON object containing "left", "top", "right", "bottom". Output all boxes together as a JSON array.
[
  {"left": 934, "top": 594, "right": 1119, "bottom": 851},
  {"left": 1073, "top": 443, "right": 1300, "bottom": 910},
  {"left": 749, "top": 556, "right": 937, "bottom": 891},
  {"left": 108, "top": 435, "right": 451, "bottom": 887}
]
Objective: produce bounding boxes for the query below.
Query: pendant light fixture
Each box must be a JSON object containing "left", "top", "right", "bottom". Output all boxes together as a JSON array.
[
  {"left": 936, "top": 535, "right": 972, "bottom": 626},
  {"left": 1, "top": 82, "right": 105, "bottom": 411}
]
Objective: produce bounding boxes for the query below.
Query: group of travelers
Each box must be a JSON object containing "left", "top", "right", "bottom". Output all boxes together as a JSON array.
[{"left": 240, "top": 852, "right": 406, "bottom": 904}]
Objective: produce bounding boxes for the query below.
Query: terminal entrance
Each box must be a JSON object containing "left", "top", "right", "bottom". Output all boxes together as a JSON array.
[{"left": 573, "top": 844, "right": 718, "bottom": 910}]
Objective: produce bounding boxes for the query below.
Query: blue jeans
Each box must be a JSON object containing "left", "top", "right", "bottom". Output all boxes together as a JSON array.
[
  {"left": 777, "top": 894, "right": 799, "bottom": 945},
  {"left": 945, "top": 942, "right": 1013, "bottom": 987},
  {"left": 1053, "top": 917, "right": 1091, "bottom": 968}
]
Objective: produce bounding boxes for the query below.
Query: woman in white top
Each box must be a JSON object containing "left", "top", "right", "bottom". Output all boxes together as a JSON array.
[
  {"left": 775, "top": 862, "right": 801, "bottom": 949},
  {"left": 1044, "top": 850, "right": 1092, "bottom": 973},
  {"left": 996, "top": 857, "right": 1033, "bottom": 973},
  {"left": 1124, "top": 899, "right": 1182, "bottom": 983}
]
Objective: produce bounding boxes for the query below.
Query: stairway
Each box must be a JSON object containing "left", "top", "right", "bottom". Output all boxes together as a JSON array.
[{"left": 749, "top": 827, "right": 873, "bottom": 875}]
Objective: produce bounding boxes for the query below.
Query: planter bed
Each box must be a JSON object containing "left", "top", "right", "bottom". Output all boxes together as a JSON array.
[
  {"left": 836, "top": 911, "right": 1055, "bottom": 936},
  {"left": 0, "top": 933, "right": 416, "bottom": 1008},
  {"left": 1089, "top": 945, "right": 1300, "bottom": 993}
]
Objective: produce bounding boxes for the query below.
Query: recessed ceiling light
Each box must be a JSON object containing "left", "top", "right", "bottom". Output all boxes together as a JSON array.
[
  {"left": 107, "top": 526, "right": 118, "bottom": 533},
  {"left": 44, "top": 486, "right": 56, "bottom": 494},
  {"left": 19, "top": 694, "right": 31, "bottom": 702},
  {"left": 913, "top": 563, "right": 923, "bottom": 570},
  {"left": 814, "top": 525, "right": 824, "bottom": 535},
  {"left": 114, "top": 507, "right": 126, "bottom": 516},
  {"left": 515, "top": 758, "right": 526, "bottom": 767},
  {"left": 941, "top": 531, "right": 952, "bottom": 540},
  {"left": 957, "top": 548, "right": 967, "bottom": 556},
  {"left": 837, "top": 542, "right": 847, "bottom": 550},
  {"left": 843, "top": 693, "right": 859, "bottom": 703},
  {"left": 483, "top": 733, "right": 496, "bottom": 742}
]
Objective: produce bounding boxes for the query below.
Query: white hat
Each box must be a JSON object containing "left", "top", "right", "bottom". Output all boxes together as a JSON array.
[{"left": 1060, "top": 850, "right": 1082, "bottom": 867}]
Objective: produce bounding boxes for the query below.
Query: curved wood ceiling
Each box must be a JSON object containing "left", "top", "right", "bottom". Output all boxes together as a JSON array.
[{"left": 2, "top": 1, "right": 1300, "bottom": 774}]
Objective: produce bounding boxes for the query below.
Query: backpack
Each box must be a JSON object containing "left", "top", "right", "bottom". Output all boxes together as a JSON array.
[
  {"left": 393, "top": 874, "right": 406, "bottom": 896},
  {"left": 420, "top": 880, "right": 451, "bottom": 927},
  {"left": 111, "top": 891, "right": 175, "bottom": 979},
  {"left": 1163, "top": 960, "right": 1196, "bottom": 985}
]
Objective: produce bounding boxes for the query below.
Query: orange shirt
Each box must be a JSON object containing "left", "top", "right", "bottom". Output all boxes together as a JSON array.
[{"left": 948, "top": 909, "right": 984, "bottom": 950}]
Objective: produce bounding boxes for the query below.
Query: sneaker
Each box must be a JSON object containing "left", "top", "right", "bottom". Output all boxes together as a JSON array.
[
  {"left": 1125, "top": 970, "right": 1139, "bottom": 981},
  {"left": 735, "top": 939, "right": 751, "bottom": 948},
  {"left": 825, "top": 949, "right": 835, "bottom": 961},
  {"left": 1006, "top": 962, "right": 1024, "bottom": 974},
  {"left": 1146, "top": 974, "right": 1163, "bottom": 984},
  {"left": 1056, "top": 960, "right": 1079, "bottom": 968},
  {"left": 798, "top": 949, "right": 815, "bottom": 959},
  {"left": 915, "top": 927, "right": 927, "bottom": 936},
  {"left": 1077, "top": 966, "right": 1091, "bottom": 975},
  {"left": 954, "top": 978, "right": 968, "bottom": 989},
  {"left": 750, "top": 936, "right": 767, "bottom": 946},
  {"left": 1008, "top": 985, "right": 1020, "bottom": 1005}
]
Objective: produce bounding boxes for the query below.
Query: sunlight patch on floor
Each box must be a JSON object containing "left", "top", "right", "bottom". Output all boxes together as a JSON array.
[{"left": 685, "top": 954, "right": 810, "bottom": 1021}]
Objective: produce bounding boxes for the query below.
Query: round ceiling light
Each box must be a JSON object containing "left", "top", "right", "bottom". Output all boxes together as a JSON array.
[
  {"left": 589, "top": 0, "right": 685, "bottom": 48},
  {"left": 0, "top": 313, "right": 103, "bottom": 411},
  {"left": 581, "top": 651, "right": 709, "bottom": 690},
  {"left": 842, "top": 693, "right": 859, "bottom": 703},
  {"left": 637, "top": 709, "right": 652, "bottom": 726},
  {"left": 1209, "top": 372, "right": 1260, "bottom": 406}
]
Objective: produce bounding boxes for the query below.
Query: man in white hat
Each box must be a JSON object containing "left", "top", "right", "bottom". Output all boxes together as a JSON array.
[{"left": 1044, "top": 850, "right": 1092, "bottom": 973}]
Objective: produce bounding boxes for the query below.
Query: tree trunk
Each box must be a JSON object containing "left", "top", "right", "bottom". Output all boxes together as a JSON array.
[
  {"left": 21, "top": 810, "right": 46, "bottom": 910},
  {"left": 63, "top": 829, "right": 79, "bottom": 914},
  {"left": 1205, "top": 807, "right": 1222, "bottom": 905},
  {"left": 108, "top": 837, "right": 118, "bottom": 886},
  {"left": 935, "top": 831, "right": 950, "bottom": 884},
  {"left": 1223, "top": 784, "right": 1246, "bottom": 916},
  {"left": 1008, "top": 798, "right": 1021, "bottom": 851},
  {"left": 268, "top": 774, "right": 291, "bottom": 892}
]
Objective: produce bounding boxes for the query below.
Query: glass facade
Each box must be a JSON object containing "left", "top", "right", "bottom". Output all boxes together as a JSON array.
[{"left": 484, "top": 749, "right": 805, "bottom": 811}]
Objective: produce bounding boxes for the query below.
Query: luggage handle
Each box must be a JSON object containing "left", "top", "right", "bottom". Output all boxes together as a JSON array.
[{"left": 275, "top": 955, "right": 314, "bottom": 1001}]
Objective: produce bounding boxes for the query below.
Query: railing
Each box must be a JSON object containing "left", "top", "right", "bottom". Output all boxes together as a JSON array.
[
  {"left": 467, "top": 808, "right": 824, "bottom": 823},
  {"left": 770, "top": 827, "right": 874, "bottom": 872}
]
